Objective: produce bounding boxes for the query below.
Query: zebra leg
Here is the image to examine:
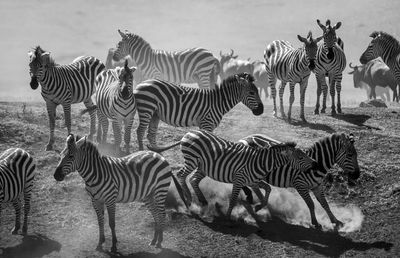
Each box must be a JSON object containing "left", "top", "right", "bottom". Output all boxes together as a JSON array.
[
  {"left": 123, "top": 119, "right": 134, "bottom": 154},
  {"left": 255, "top": 181, "right": 272, "bottom": 212},
  {"left": 329, "top": 76, "right": 337, "bottom": 115},
  {"left": 314, "top": 74, "right": 322, "bottom": 115},
  {"left": 176, "top": 167, "right": 194, "bottom": 207},
  {"left": 106, "top": 202, "right": 118, "bottom": 253},
  {"left": 312, "top": 186, "right": 343, "bottom": 230},
  {"left": 299, "top": 80, "right": 309, "bottom": 122},
  {"left": 224, "top": 182, "right": 244, "bottom": 219},
  {"left": 147, "top": 113, "right": 160, "bottom": 148},
  {"left": 97, "top": 112, "right": 109, "bottom": 144},
  {"left": 112, "top": 121, "right": 122, "bottom": 155},
  {"left": 268, "top": 74, "right": 278, "bottom": 117},
  {"left": 62, "top": 103, "right": 72, "bottom": 135},
  {"left": 295, "top": 185, "right": 321, "bottom": 230},
  {"left": 287, "top": 82, "right": 296, "bottom": 122},
  {"left": 11, "top": 199, "right": 22, "bottom": 234},
  {"left": 189, "top": 170, "right": 208, "bottom": 206},
  {"left": 335, "top": 76, "right": 343, "bottom": 113},
  {"left": 84, "top": 99, "right": 96, "bottom": 140},
  {"left": 91, "top": 199, "right": 105, "bottom": 251},
  {"left": 321, "top": 77, "right": 328, "bottom": 114},
  {"left": 45, "top": 100, "right": 57, "bottom": 151},
  {"left": 144, "top": 195, "right": 166, "bottom": 248},
  {"left": 22, "top": 185, "right": 33, "bottom": 235},
  {"left": 137, "top": 113, "right": 152, "bottom": 151},
  {"left": 279, "top": 81, "right": 287, "bottom": 118}
]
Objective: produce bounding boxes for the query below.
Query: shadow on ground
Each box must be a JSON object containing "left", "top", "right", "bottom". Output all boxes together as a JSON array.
[
  {"left": 195, "top": 215, "right": 393, "bottom": 257},
  {"left": 288, "top": 118, "right": 336, "bottom": 133},
  {"left": 106, "top": 248, "right": 190, "bottom": 258},
  {"left": 0, "top": 233, "right": 61, "bottom": 258},
  {"left": 333, "top": 113, "right": 381, "bottom": 130}
]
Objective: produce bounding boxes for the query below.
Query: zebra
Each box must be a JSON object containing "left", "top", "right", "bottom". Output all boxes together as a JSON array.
[
  {"left": 264, "top": 31, "right": 322, "bottom": 122},
  {"left": 113, "top": 29, "right": 220, "bottom": 89},
  {"left": 360, "top": 31, "right": 400, "bottom": 90},
  {"left": 28, "top": 46, "right": 105, "bottom": 151},
  {"left": 148, "top": 130, "right": 319, "bottom": 220},
  {"left": 133, "top": 72, "right": 264, "bottom": 150},
  {"left": 81, "top": 60, "right": 137, "bottom": 154},
  {"left": 313, "top": 19, "right": 347, "bottom": 115},
  {"left": 0, "top": 148, "right": 36, "bottom": 235},
  {"left": 53, "top": 134, "right": 185, "bottom": 252},
  {"left": 239, "top": 133, "right": 360, "bottom": 230}
]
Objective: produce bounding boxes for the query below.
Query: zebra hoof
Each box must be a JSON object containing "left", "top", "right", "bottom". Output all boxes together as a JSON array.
[
  {"left": 95, "top": 245, "right": 103, "bottom": 252},
  {"left": 321, "top": 109, "right": 326, "bottom": 114},
  {"left": 11, "top": 227, "right": 19, "bottom": 235},
  {"left": 45, "top": 144, "right": 53, "bottom": 151},
  {"left": 110, "top": 246, "right": 117, "bottom": 253},
  {"left": 314, "top": 109, "right": 319, "bottom": 115}
]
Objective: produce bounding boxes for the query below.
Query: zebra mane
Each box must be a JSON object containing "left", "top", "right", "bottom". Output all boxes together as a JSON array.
[
  {"left": 79, "top": 138, "right": 102, "bottom": 157},
  {"left": 371, "top": 31, "right": 400, "bottom": 50},
  {"left": 217, "top": 73, "right": 255, "bottom": 90},
  {"left": 125, "top": 32, "right": 152, "bottom": 50},
  {"left": 32, "top": 45, "right": 57, "bottom": 67}
]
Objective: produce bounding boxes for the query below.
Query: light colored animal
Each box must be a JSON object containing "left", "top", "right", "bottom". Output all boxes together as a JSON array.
[
  {"left": 219, "top": 50, "right": 269, "bottom": 99},
  {"left": 113, "top": 29, "right": 220, "bottom": 89},
  {"left": 349, "top": 58, "right": 399, "bottom": 102},
  {"left": 0, "top": 148, "right": 36, "bottom": 235}
]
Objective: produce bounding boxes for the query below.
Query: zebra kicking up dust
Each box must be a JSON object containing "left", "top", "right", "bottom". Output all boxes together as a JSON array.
[
  {"left": 360, "top": 31, "right": 400, "bottom": 90},
  {"left": 239, "top": 133, "right": 360, "bottom": 230},
  {"left": 264, "top": 31, "right": 322, "bottom": 122},
  {"left": 134, "top": 73, "right": 264, "bottom": 150},
  {"left": 113, "top": 29, "right": 220, "bottom": 89},
  {"left": 314, "top": 19, "right": 347, "bottom": 115},
  {"left": 53, "top": 135, "right": 185, "bottom": 252},
  {"left": 0, "top": 148, "right": 36, "bottom": 235},
  {"left": 81, "top": 60, "right": 137, "bottom": 154},
  {"left": 28, "top": 46, "right": 105, "bottom": 151},
  {"left": 148, "top": 130, "right": 318, "bottom": 220}
]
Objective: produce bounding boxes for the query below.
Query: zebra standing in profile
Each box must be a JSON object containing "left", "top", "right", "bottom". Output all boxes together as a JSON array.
[
  {"left": 264, "top": 31, "right": 322, "bottom": 122},
  {"left": 53, "top": 135, "right": 185, "bottom": 252},
  {"left": 149, "top": 130, "right": 318, "bottom": 220},
  {"left": 360, "top": 31, "right": 400, "bottom": 89},
  {"left": 239, "top": 133, "right": 360, "bottom": 230},
  {"left": 81, "top": 60, "right": 137, "bottom": 154},
  {"left": 113, "top": 29, "right": 220, "bottom": 89},
  {"left": 28, "top": 46, "right": 105, "bottom": 151},
  {"left": 133, "top": 73, "right": 264, "bottom": 150},
  {"left": 314, "top": 19, "right": 347, "bottom": 115},
  {"left": 0, "top": 148, "right": 36, "bottom": 235}
]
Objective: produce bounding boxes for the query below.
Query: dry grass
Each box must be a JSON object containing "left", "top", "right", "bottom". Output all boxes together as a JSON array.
[{"left": 0, "top": 101, "right": 399, "bottom": 257}]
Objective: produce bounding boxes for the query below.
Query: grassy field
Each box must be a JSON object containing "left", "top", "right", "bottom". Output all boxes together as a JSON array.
[{"left": 0, "top": 101, "right": 399, "bottom": 257}]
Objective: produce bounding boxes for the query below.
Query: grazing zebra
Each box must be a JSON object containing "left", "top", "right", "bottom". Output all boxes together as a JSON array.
[
  {"left": 53, "top": 135, "right": 185, "bottom": 252},
  {"left": 113, "top": 29, "right": 220, "bottom": 89},
  {"left": 240, "top": 133, "right": 360, "bottom": 230},
  {"left": 81, "top": 60, "right": 137, "bottom": 154},
  {"left": 314, "top": 19, "right": 347, "bottom": 115},
  {"left": 264, "top": 31, "right": 322, "bottom": 122},
  {"left": 28, "top": 46, "right": 105, "bottom": 151},
  {"left": 149, "top": 130, "right": 318, "bottom": 220},
  {"left": 360, "top": 31, "right": 400, "bottom": 90},
  {"left": 0, "top": 148, "right": 36, "bottom": 235},
  {"left": 134, "top": 73, "right": 264, "bottom": 150}
]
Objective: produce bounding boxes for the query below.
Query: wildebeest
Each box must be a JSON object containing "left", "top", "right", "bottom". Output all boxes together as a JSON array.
[
  {"left": 348, "top": 57, "right": 399, "bottom": 102},
  {"left": 219, "top": 50, "right": 270, "bottom": 99}
]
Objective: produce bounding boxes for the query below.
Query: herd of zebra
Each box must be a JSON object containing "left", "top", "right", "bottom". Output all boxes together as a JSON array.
[{"left": 1, "top": 18, "right": 399, "bottom": 252}]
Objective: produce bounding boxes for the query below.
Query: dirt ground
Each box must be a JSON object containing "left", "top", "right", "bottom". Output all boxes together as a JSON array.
[{"left": 0, "top": 101, "right": 399, "bottom": 258}]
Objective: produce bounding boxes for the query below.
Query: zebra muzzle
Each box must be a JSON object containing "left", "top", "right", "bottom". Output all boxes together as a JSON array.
[
  {"left": 327, "top": 48, "right": 334, "bottom": 60},
  {"left": 30, "top": 76, "right": 39, "bottom": 90},
  {"left": 308, "top": 60, "right": 316, "bottom": 71},
  {"left": 54, "top": 167, "right": 65, "bottom": 181},
  {"left": 252, "top": 103, "right": 264, "bottom": 116}
]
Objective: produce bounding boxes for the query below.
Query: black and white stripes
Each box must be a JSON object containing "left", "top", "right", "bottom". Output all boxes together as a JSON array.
[
  {"left": 28, "top": 46, "right": 105, "bottom": 151},
  {"left": 0, "top": 148, "right": 36, "bottom": 235}
]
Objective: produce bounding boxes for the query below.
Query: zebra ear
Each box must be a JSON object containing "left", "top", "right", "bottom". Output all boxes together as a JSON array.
[
  {"left": 317, "top": 19, "right": 326, "bottom": 31},
  {"left": 129, "top": 66, "right": 137, "bottom": 73},
  {"left": 334, "top": 22, "right": 342, "bottom": 30},
  {"left": 315, "top": 36, "right": 324, "bottom": 43},
  {"left": 118, "top": 29, "right": 127, "bottom": 39},
  {"left": 297, "top": 35, "right": 307, "bottom": 43},
  {"left": 348, "top": 133, "right": 355, "bottom": 143},
  {"left": 41, "top": 52, "right": 51, "bottom": 66},
  {"left": 67, "top": 134, "right": 75, "bottom": 145}
]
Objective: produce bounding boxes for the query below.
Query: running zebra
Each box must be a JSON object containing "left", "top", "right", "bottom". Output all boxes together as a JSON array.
[
  {"left": 360, "top": 31, "right": 400, "bottom": 89},
  {"left": 81, "top": 60, "right": 137, "bottom": 154},
  {"left": 134, "top": 73, "right": 264, "bottom": 150},
  {"left": 264, "top": 31, "right": 322, "bottom": 122},
  {"left": 28, "top": 46, "right": 105, "bottom": 151},
  {"left": 53, "top": 135, "right": 185, "bottom": 251},
  {"left": 149, "top": 130, "right": 318, "bottom": 219},
  {"left": 239, "top": 133, "right": 360, "bottom": 230},
  {"left": 113, "top": 29, "right": 220, "bottom": 89},
  {"left": 314, "top": 19, "right": 347, "bottom": 115},
  {"left": 0, "top": 148, "right": 36, "bottom": 235}
]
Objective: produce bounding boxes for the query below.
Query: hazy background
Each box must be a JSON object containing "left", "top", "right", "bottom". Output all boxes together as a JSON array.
[{"left": 1, "top": 0, "right": 399, "bottom": 105}]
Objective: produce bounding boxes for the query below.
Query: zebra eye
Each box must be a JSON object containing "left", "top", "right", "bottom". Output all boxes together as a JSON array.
[{"left": 249, "top": 91, "right": 255, "bottom": 96}]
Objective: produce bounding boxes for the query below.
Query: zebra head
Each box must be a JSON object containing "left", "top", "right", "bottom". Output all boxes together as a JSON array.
[
  {"left": 118, "top": 60, "right": 137, "bottom": 100},
  {"left": 54, "top": 134, "right": 85, "bottom": 181},
  {"left": 317, "top": 19, "right": 342, "bottom": 60},
  {"left": 114, "top": 29, "right": 135, "bottom": 62},
  {"left": 297, "top": 31, "right": 323, "bottom": 71},
  {"left": 335, "top": 133, "right": 360, "bottom": 186},
  {"left": 235, "top": 73, "right": 264, "bottom": 116},
  {"left": 28, "top": 46, "right": 51, "bottom": 90},
  {"left": 360, "top": 31, "right": 395, "bottom": 65},
  {"left": 268, "top": 142, "right": 319, "bottom": 172}
]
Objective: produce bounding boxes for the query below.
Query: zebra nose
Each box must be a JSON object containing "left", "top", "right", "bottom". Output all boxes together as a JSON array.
[
  {"left": 308, "top": 60, "right": 315, "bottom": 71},
  {"left": 30, "top": 76, "right": 39, "bottom": 90},
  {"left": 252, "top": 103, "right": 264, "bottom": 116},
  {"left": 327, "top": 48, "right": 334, "bottom": 60},
  {"left": 54, "top": 167, "right": 65, "bottom": 181}
]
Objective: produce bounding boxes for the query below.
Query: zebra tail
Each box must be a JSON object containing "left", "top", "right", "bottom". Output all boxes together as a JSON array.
[
  {"left": 146, "top": 141, "right": 181, "bottom": 153},
  {"left": 80, "top": 105, "right": 98, "bottom": 116},
  {"left": 171, "top": 172, "right": 189, "bottom": 210}
]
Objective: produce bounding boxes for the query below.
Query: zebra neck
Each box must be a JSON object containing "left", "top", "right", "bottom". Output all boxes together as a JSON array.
[
  {"left": 77, "top": 151, "right": 110, "bottom": 186},
  {"left": 292, "top": 48, "right": 309, "bottom": 70},
  {"left": 214, "top": 82, "right": 241, "bottom": 113},
  {"left": 128, "top": 40, "right": 155, "bottom": 74},
  {"left": 306, "top": 142, "right": 335, "bottom": 173}
]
